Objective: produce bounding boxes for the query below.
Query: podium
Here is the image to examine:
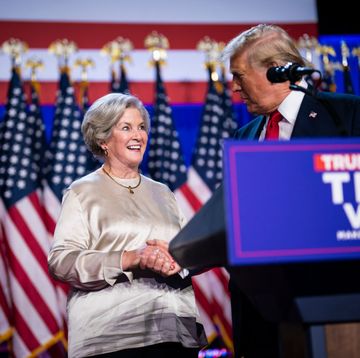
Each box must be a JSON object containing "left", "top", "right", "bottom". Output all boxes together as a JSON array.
[{"left": 169, "top": 139, "right": 360, "bottom": 358}]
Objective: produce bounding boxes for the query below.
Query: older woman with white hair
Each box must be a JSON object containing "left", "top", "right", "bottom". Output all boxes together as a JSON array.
[{"left": 48, "top": 93, "right": 207, "bottom": 358}]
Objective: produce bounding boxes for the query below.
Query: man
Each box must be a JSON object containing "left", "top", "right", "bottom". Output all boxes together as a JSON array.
[{"left": 221, "top": 24, "right": 360, "bottom": 357}]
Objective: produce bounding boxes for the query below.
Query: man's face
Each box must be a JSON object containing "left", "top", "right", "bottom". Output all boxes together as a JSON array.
[{"left": 230, "top": 53, "right": 288, "bottom": 115}]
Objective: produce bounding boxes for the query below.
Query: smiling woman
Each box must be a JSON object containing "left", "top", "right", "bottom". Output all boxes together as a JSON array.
[
  {"left": 101, "top": 106, "right": 148, "bottom": 176},
  {"left": 47, "top": 92, "right": 207, "bottom": 358}
]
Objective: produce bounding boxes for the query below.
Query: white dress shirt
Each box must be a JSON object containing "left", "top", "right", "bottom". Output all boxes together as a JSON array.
[{"left": 259, "top": 80, "right": 307, "bottom": 140}]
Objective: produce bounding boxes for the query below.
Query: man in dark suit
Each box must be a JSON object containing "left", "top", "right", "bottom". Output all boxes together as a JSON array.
[{"left": 221, "top": 24, "right": 360, "bottom": 357}]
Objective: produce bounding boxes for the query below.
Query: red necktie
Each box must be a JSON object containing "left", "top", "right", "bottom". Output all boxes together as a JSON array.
[{"left": 265, "top": 110, "right": 282, "bottom": 140}]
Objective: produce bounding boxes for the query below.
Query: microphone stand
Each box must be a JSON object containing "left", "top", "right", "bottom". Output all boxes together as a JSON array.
[{"left": 289, "top": 81, "right": 349, "bottom": 137}]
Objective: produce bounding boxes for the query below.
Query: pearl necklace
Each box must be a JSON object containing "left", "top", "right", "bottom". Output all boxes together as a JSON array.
[{"left": 102, "top": 167, "right": 141, "bottom": 194}]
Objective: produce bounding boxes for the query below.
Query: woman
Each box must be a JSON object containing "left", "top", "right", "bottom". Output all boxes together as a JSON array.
[{"left": 48, "top": 93, "right": 207, "bottom": 358}]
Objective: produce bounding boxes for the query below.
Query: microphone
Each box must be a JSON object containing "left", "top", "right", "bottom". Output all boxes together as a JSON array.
[{"left": 266, "top": 62, "right": 317, "bottom": 83}]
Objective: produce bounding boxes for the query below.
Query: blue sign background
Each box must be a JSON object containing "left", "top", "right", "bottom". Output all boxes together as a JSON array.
[{"left": 223, "top": 138, "right": 360, "bottom": 265}]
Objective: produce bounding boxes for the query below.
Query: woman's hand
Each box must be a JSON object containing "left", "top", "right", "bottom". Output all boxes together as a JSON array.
[
  {"left": 121, "top": 240, "right": 182, "bottom": 276},
  {"left": 143, "top": 239, "right": 182, "bottom": 276}
]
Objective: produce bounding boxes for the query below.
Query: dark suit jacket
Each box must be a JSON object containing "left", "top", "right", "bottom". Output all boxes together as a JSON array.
[
  {"left": 229, "top": 91, "right": 360, "bottom": 357},
  {"left": 234, "top": 91, "right": 360, "bottom": 140}
]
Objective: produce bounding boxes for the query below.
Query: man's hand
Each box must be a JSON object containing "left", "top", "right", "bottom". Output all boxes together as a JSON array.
[{"left": 142, "top": 239, "right": 182, "bottom": 276}]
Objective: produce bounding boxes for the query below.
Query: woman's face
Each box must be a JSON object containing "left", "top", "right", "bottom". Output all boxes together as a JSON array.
[{"left": 104, "top": 107, "right": 148, "bottom": 170}]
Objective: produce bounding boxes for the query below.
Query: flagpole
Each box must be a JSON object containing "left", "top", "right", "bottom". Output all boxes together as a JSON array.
[
  {"left": 101, "top": 37, "right": 132, "bottom": 93},
  {"left": 74, "top": 57, "right": 95, "bottom": 111}
]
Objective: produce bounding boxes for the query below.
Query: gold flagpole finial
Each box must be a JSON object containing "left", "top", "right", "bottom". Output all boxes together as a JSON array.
[
  {"left": 144, "top": 31, "right": 169, "bottom": 66},
  {"left": 74, "top": 58, "right": 94, "bottom": 109},
  {"left": 1, "top": 38, "right": 28, "bottom": 68},
  {"left": 197, "top": 36, "right": 221, "bottom": 82},
  {"left": 101, "top": 36, "right": 133, "bottom": 65},
  {"left": 25, "top": 57, "right": 44, "bottom": 82},
  {"left": 297, "top": 34, "right": 318, "bottom": 64},
  {"left": 48, "top": 39, "right": 78, "bottom": 70},
  {"left": 74, "top": 58, "right": 95, "bottom": 82}
]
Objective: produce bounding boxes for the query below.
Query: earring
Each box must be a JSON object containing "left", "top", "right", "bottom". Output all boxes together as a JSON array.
[{"left": 103, "top": 148, "right": 108, "bottom": 157}]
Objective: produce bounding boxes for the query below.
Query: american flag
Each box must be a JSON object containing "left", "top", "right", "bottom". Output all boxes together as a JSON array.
[
  {"left": 145, "top": 59, "right": 234, "bottom": 349},
  {"left": 176, "top": 65, "right": 237, "bottom": 351},
  {"left": 176, "top": 65, "right": 238, "bottom": 216},
  {"left": 147, "top": 63, "right": 236, "bottom": 351},
  {"left": 44, "top": 68, "right": 99, "bottom": 207},
  {"left": 43, "top": 68, "right": 100, "bottom": 352},
  {"left": 147, "top": 61, "right": 187, "bottom": 191},
  {"left": 0, "top": 67, "right": 65, "bottom": 357}
]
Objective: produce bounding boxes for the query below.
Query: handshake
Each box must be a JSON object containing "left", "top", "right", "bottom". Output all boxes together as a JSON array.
[{"left": 122, "top": 239, "right": 182, "bottom": 277}]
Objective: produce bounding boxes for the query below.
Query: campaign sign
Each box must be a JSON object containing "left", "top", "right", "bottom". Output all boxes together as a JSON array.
[{"left": 223, "top": 138, "right": 360, "bottom": 266}]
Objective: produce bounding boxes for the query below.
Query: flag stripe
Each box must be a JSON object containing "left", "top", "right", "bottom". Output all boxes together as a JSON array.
[
  {"left": 192, "top": 279, "right": 213, "bottom": 318},
  {"left": 193, "top": 271, "right": 233, "bottom": 346},
  {"left": 12, "top": 331, "right": 29, "bottom": 358},
  {"left": 212, "top": 268, "right": 231, "bottom": 297},
  {"left": 178, "top": 184, "right": 203, "bottom": 212},
  {"left": 6, "top": 243, "right": 60, "bottom": 335},
  {"left": 186, "top": 167, "right": 213, "bottom": 203},
  {"left": 197, "top": 306, "right": 217, "bottom": 341},
  {"left": 4, "top": 210, "right": 61, "bottom": 327},
  {"left": 208, "top": 271, "right": 232, "bottom": 327},
  {"left": 0, "top": 21, "right": 318, "bottom": 49},
  {"left": 20, "top": 192, "right": 50, "bottom": 255},
  {"left": 192, "top": 275, "right": 220, "bottom": 341},
  {"left": 8, "top": 203, "right": 49, "bottom": 273},
  {"left": 173, "top": 189, "right": 195, "bottom": 221},
  {"left": 43, "top": 184, "right": 60, "bottom": 234},
  {"left": 29, "top": 189, "right": 57, "bottom": 244},
  {"left": 13, "top": 305, "right": 41, "bottom": 352}
]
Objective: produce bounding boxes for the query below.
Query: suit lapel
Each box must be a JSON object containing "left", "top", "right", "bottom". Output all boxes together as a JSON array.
[
  {"left": 291, "top": 94, "right": 329, "bottom": 138},
  {"left": 250, "top": 116, "right": 266, "bottom": 139}
]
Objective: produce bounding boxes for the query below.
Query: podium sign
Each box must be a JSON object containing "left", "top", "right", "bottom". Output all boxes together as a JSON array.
[{"left": 223, "top": 138, "right": 360, "bottom": 266}]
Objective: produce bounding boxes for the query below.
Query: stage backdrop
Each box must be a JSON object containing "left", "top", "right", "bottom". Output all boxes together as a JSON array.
[{"left": 0, "top": 1, "right": 323, "bottom": 357}]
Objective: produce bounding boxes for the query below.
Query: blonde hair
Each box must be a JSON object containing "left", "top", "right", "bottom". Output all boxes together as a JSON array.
[{"left": 222, "top": 24, "right": 306, "bottom": 68}]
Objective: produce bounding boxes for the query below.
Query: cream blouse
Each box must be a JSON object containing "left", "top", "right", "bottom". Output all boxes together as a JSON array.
[{"left": 48, "top": 168, "right": 207, "bottom": 357}]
